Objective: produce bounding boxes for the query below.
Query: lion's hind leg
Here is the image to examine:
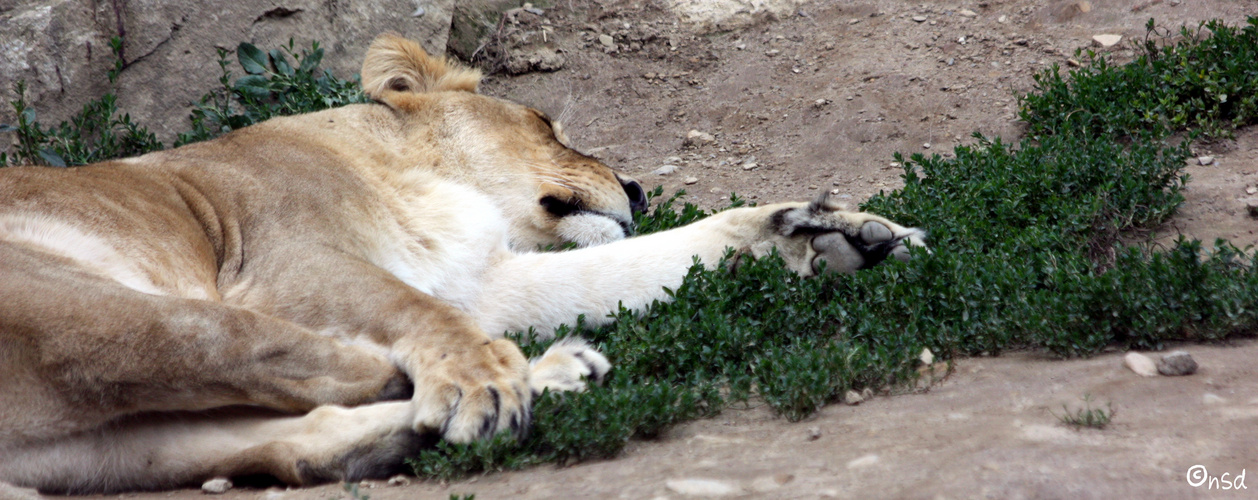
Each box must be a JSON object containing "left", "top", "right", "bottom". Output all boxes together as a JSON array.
[{"left": 0, "top": 402, "right": 420, "bottom": 494}]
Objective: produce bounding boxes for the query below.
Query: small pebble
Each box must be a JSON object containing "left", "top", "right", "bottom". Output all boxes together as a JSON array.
[
  {"left": 202, "top": 478, "right": 233, "bottom": 495},
  {"left": 1203, "top": 393, "right": 1227, "bottom": 405},
  {"left": 959, "top": 9, "right": 978, "bottom": 17},
  {"left": 844, "top": 389, "right": 864, "bottom": 405},
  {"left": 653, "top": 165, "right": 679, "bottom": 175},
  {"left": 741, "top": 162, "right": 759, "bottom": 170},
  {"left": 684, "top": 176, "right": 699, "bottom": 185},
  {"left": 846, "top": 454, "right": 879, "bottom": 469},
  {"left": 685, "top": 129, "right": 716, "bottom": 146},
  {"left": 665, "top": 478, "right": 738, "bottom": 497},
  {"left": 387, "top": 475, "right": 411, "bottom": 487},
  {"left": 920, "top": 347, "right": 934, "bottom": 365},
  {"left": 1123, "top": 352, "right": 1158, "bottom": 377},
  {"left": 923, "top": 142, "right": 931, "bottom": 149},
  {"left": 912, "top": 15, "right": 928, "bottom": 22},
  {"left": 1092, "top": 34, "right": 1122, "bottom": 48},
  {"left": 598, "top": 34, "right": 614, "bottom": 47},
  {"left": 1198, "top": 155, "right": 1215, "bottom": 165},
  {"left": 807, "top": 426, "right": 822, "bottom": 440},
  {"left": 998, "top": 15, "right": 1009, "bottom": 23},
  {"left": 1157, "top": 351, "right": 1198, "bottom": 376}
]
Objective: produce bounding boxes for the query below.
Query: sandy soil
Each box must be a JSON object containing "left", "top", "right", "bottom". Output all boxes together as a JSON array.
[{"left": 44, "top": 0, "right": 1258, "bottom": 498}]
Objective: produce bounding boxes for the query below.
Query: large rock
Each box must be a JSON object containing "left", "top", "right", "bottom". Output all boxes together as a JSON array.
[
  {"left": 446, "top": 0, "right": 523, "bottom": 61},
  {"left": 1, "top": 0, "right": 454, "bottom": 147},
  {"left": 668, "top": 0, "right": 811, "bottom": 33}
]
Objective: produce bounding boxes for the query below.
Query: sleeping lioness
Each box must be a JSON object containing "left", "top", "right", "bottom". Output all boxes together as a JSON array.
[{"left": 0, "top": 34, "right": 927, "bottom": 494}]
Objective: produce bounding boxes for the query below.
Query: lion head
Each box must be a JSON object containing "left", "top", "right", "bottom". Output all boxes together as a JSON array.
[{"left": 358, "top": 33, "right": 647, "bottom": 249}]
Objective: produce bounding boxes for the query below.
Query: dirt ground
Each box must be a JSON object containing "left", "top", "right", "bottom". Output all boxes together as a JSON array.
[{"left": 45, "top": 0, "right": 1258, "bottom": 498}]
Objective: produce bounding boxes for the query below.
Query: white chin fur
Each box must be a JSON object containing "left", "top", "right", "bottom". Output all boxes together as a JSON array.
[{"left": 556, "top": 213, "right": 625, "bottom": 247}]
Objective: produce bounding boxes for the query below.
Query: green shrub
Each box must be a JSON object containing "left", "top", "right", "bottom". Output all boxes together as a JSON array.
[
  {"left": 176, "top": 40, "right": 369, "bottom": 146},
  {"left": 1, "top": 38, "right": 162, "bottom": 167},
  {"left": 1020, "top": 18, "right": 1258, "bottom": 140}
]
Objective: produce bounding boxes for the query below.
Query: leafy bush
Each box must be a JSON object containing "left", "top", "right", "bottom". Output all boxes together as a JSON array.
[
  {"left": 1020, "top": 18, "right": 1258, "bottom": 140},
  {"left": 1, "top": 38, "right": 162, "bottom": 167},
  {"left": 176, "top": 40, "right": 369, "bottom": 145}
]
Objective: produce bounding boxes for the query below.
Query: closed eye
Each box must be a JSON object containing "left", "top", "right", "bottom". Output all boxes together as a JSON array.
[{"left": 540, "top": 196, "right": 582, "bottom": 217}]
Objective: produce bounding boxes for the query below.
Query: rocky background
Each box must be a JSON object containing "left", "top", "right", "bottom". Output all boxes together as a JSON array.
[
  {"left": 1, "top": 0, "right": 456, "bottom": 142},
  {"left": 0, "top": 0, "right": 797, "bottom": 146}
]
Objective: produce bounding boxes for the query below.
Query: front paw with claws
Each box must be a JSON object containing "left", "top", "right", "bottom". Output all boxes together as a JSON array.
[{"left": 408, "top": 338, "right": 533, "bottom": 443}]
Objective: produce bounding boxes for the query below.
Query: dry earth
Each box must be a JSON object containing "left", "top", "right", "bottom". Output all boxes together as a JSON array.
[{"left": 32, "top": 0, "right": 1258, "bottom": 498}]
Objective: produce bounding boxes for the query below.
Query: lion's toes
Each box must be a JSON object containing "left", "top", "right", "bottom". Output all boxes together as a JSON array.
[
  {"left": 528, "top": 337, "right": 611, "bottom": 395},
  {"left": 859, "top": 220, "right": 893, "bottom": 244},
  {"left": 810, "top": 219, "right": 928, "bottom": 274},
  {"left": 434, "top": 383, "right": 530, "bottom": 443},
  {"left": 409, "top": 339, "right": 532, "bottom": 444}
]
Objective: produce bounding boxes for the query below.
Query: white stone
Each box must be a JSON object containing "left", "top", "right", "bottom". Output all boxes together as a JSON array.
[
  {"left": 599, "top": 34, "right": 615, "bottom": 47},
  {"left": 1123, "top": 352, "right": 1158, "bottom": 377},
  {"left": 844, "top": 389, "right": 864, "bottom": 405},
  {"left": 1198, "top": 155, "right": 1215, "bottom": 165},
  {"left": 1204, "top": 393, "right": 1227, "bottom": 405},
  {"left": 201, "top": 478, "right": 233, "bottom": 494},
  {"left": 912, "top": 15, "right": 928, "bottom": 22},
  {"left": 665, "top": 478, "right": 739, "bottom": 497},
  {"left": 959, "top": 9, "right": 978, "bottom": 17},
  {"left": 654, "top": 165, "right": 679, "bottom": 175},
  {"left": 387, "top": 474, "right": 412, "bottom": 486},
  {"left": 685, "top": 129, "right": 716, "bottom": 144},
  {"left": 1092, "top": 34, "right": 1122, "bottom": 48},
  {"left": 920, "top": 347, "right": 934, "bottom": 365},
  {"left": 741, "top": 162, "right": 759, "bottom": 170},
  {"left": 998, "top": 15, "right": 1009, "bottom": 23},
  {"left": 684, "top": 176, "right": 699, "bottom": 185}
]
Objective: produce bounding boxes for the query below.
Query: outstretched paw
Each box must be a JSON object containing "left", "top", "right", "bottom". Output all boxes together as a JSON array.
[
  {"left": 769, "top": 192, "right": 929, "bottom": 275},
  {"left": 528, "top": 337, "right": 611, "bottom": 395}
]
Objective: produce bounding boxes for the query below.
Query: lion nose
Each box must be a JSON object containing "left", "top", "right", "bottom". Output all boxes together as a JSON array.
[{"left": 620, "top": 177, "right": 648, "bottom": 214}]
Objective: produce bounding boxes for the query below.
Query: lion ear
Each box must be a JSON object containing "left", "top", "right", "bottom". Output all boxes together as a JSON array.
[{"left": 360, "top": 32, "right": 482, "bottom": 101}]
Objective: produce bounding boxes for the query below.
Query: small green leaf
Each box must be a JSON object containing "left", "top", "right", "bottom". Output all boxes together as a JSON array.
[
  {"left": 234, "top": 74, "right": 271, "bottom": 99},
  {"left": 269, "top": 49, "right": 294, "bottom": 76},
  {"left": 297, "top": 47, "right": 324, "bottom": 74},
  {"left": 38, "top": 149, "right": 67, "bottom": 167},
  {"left": 236, "top": 43, "right": 269, "bottom": 75}
]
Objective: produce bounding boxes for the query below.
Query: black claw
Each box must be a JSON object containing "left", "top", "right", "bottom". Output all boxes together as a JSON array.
[
  {"left": 488, "top": 386, "right": 502, "bottom": 416},
  {"left": 478, "top": 413, "right": 496, "bottom": 439},
  {"left": 439, "top": 388, "right": 463, "bottom": 437}
]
